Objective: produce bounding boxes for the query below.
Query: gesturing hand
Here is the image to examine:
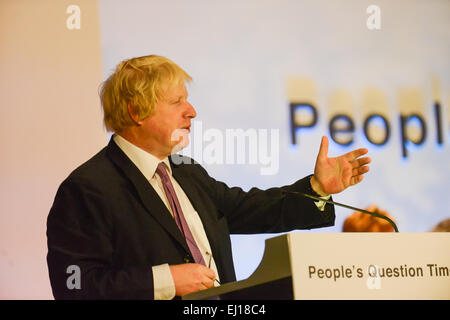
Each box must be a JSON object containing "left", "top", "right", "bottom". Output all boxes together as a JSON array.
[{"left": 310, "top": 136, "right": 371, "bottom": 196}]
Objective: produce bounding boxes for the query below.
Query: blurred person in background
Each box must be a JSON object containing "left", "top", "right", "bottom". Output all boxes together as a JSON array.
[{"left": 429, "top": 218, "right": 450, "bottom": 232}]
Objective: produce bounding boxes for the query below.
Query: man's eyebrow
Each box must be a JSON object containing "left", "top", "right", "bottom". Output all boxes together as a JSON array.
[
  {"left": 165, "top": 88, "right": 188, "bottom": 101},
  {"left": 176, "top": 92, "right": 189, "bottom": 100},
  {"left": 167, "top": 95, "right": 184, "bottom": 103}
]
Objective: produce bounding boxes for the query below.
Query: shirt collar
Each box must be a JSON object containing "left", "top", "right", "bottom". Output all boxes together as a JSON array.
[{"left": 113, "top": 134, "right": 172, "bottom": 180}]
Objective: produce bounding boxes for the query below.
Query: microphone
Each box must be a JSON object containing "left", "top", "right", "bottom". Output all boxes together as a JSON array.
[{"left": 283, "top": 191, "right": 399, "bottom": 232}]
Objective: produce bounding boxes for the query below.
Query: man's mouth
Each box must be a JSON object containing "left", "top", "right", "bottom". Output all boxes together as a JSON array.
[{"left": 181, "top": 125, "right": 191, "bottom": 132}]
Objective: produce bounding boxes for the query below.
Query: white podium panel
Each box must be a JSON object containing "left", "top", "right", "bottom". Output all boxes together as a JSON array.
[{"left": 288, "top": 233, "right": 450, "bottom": 299}]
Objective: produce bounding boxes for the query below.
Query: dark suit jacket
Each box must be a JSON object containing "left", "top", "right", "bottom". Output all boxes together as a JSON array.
[{"left": 46, "top": 138, "right": 335, "bottom": 299}]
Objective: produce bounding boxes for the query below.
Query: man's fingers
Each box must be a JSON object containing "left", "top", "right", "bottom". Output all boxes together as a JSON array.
[
  {"left": 203, "top": 266, "right": 216, "bottom": 281},
  {"left": 351, "top": 156, "right": 371, "bottom": 168},
  {"left": 200, "top": 267, "right": 215, "bottom": 289},
  {"left": 352, "top": 165, "right": 370, "bottom": 176},
  {"left": 170, "top": 263, "right": 217, "bottom": 296},
  {"left": 345, "top": 148, "right": 368, "bottom": 161},
  {"left": 350, "top": 175, "right": 364, "bottom": 186},
  {"left": 197, "top": 265, "right": 216, "bottom": 289},
  {"left": 317, "top": 136, "right": 329, "bottom": 160},
  {"left": 201, "top": 278, "right": 215, "bottom": 289}
]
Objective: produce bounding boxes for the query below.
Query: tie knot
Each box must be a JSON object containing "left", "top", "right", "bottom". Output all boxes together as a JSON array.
[{"left": 156, "top": 162, "right": 169, "bottom": 181}]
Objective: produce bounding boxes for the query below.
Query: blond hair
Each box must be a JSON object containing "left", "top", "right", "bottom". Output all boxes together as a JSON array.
[{"left": 100, "top": 55, "right": 192, "bottom": 132}]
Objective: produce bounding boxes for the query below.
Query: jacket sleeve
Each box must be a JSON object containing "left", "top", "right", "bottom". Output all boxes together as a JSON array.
[
  {"left": 191, "top": 164, "right": 335, "bottom": 234},
  {"left": 46, "top": 177, "right": 154, "bottom": 300}
]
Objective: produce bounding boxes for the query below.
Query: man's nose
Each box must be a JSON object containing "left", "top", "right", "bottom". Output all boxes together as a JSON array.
[{"left": 186, "top": 102, "right": 197, "bottom": 119}]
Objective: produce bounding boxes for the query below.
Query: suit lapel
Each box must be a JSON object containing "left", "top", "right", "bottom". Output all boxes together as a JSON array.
[{"left": 106, "top": 139, "right": 190, "bottom": 254}]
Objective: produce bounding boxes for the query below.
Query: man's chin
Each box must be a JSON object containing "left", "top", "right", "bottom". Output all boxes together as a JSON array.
[
  {"left": 170, "top": 137, "right": 189, "bottom": 155},
  {"left": 170, "top": 128, "right": 190, "bottom": 154}
]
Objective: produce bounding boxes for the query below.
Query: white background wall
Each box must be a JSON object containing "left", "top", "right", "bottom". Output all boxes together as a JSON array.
[
  {"left": 0, "top": 0, "right": 105, "bottom": 299},
  {"left": 0, "top": 0, "right": 448, "bottom": 298}
]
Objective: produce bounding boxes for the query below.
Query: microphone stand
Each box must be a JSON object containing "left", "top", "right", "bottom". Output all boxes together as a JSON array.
[{"left": 284, "top": 191, "right": 399, "bottom": 232}]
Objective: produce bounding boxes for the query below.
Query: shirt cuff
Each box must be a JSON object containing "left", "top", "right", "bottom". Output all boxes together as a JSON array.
[
  {"left": 152, "top": 263, "right": 176, "bottom": 300},
  {"left": 314, "top": 194, "right": 331, "bottom": 211}
]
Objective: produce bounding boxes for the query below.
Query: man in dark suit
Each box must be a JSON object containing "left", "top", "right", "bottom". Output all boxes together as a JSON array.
[{"left": 47, "top": 55, "right": 371, "bottom": 299}]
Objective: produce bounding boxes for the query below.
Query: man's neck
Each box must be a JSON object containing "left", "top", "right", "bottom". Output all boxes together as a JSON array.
[{"left": 116, "top": 130, "right": 167, "bottom": 160}]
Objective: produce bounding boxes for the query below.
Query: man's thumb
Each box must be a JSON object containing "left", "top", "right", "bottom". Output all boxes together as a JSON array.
[{"left": 317, "top": 136, "right": 329, "bottom": 160}]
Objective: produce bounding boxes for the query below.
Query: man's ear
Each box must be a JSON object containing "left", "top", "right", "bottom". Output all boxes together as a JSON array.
[{"left": 127, "top": 102, "right": 142, "bottom": 126}]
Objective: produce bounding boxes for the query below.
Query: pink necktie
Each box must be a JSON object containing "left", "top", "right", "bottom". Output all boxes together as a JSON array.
[{"left": 156, "top": 162, "right": 206, "bottom": 266}]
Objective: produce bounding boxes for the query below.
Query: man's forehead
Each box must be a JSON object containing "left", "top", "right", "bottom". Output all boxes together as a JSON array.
[{"left": 163, "top": 82, "right": 188, "bottom": 98}]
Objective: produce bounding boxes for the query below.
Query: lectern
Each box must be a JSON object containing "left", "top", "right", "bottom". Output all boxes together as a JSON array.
[{"left": 183, "top": 233, "right": 450, "bottom": 300}]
